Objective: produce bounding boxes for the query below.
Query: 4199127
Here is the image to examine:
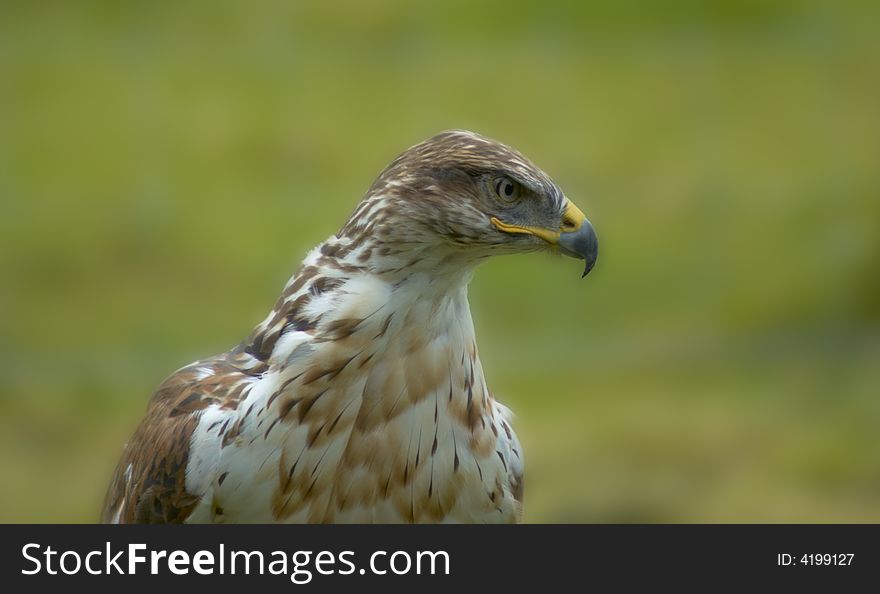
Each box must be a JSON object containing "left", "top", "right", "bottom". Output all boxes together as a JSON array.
[{"left": 777, "top": 553, "right": 854, "bottom": 566}]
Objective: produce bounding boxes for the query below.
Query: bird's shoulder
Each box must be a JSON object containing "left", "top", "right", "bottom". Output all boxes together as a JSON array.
[{"left": 101, "top": 354, "right": 258, "bottom": 523}]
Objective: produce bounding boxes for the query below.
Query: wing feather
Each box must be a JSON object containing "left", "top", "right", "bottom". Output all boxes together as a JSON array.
[{"left": 101, "top": 359, "right": 251, "bottom": 523}]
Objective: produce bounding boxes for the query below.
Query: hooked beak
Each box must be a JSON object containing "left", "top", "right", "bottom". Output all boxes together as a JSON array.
[
  {"left": 490, "top": 199, "right": 599, "bottom": 278},
  {"left": 558, "top": 203, "right": 598, "bottom": 278}
]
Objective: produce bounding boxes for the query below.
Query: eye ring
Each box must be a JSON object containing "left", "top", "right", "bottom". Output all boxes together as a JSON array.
[{"left": 494, "top": 177, "right": 520, "bottom": 202}]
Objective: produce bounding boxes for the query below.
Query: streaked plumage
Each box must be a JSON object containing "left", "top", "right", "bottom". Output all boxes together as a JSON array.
[{"left": 102, "top": 130, "right": 598, "bottom": 523}]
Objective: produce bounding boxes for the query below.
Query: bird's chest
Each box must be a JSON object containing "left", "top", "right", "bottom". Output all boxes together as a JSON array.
[
  {"left": 299, "top": 333, "right": 515, "bottom": 522},
  {"left": 335, "top": 340, "right": 518, "bottom": 523},
  {"left": 203, "top": 281, "right": 522, "bottom": 523}
]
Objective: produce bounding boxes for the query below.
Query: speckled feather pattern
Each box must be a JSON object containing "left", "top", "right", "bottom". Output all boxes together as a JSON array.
[{"left": 100, "top": 130, "right": 574, "bottom": 524}]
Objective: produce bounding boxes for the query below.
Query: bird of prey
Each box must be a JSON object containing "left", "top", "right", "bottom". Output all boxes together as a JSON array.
[{"left": 102, "top": 130, "right": 598, "bottom": 524}]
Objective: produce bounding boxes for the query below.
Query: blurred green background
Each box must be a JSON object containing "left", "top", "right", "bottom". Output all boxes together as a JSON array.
[{"left": 1, "top": 0, "right": 878, "bottom": 523}]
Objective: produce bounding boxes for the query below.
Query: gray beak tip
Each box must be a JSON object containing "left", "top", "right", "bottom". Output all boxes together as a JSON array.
[{"left": 559, "top": 219, "right": 598, "bottom": 279}]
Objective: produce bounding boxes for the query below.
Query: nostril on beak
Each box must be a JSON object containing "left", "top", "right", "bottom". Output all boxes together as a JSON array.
[{"left": 561, "top": 215, "right": 579, "bottom": 233}]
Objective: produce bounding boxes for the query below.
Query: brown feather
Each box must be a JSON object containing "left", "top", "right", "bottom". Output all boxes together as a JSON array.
[{"left": 101, "top": 360, "right": 253, "bottom": 523}]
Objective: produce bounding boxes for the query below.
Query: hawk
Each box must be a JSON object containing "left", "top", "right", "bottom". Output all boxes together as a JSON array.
[{"left": 102, "top": 130, "right": 598, "bottom": 523}]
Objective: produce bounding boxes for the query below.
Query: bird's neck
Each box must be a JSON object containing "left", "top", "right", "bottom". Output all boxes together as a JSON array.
[
  {"left": 331, "top": 254, "right": 481, "bottom": 353},
  {"left": 238, "top": 236, "right": 496, "bottom": 477},
  {"left": 243, "top": 236, "right": 484, "bottom": 374},
  {"left": 330, "top": 264, "right": 492, "bottom": 431}
]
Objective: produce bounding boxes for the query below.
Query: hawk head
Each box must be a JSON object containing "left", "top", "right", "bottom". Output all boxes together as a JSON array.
[{"left": 338, "top": 130, "right": 598, "bottom": 277}]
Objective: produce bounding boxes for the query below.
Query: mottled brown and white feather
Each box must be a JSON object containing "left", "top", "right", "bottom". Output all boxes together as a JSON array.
[{"left": 102, "top": 130, "right": 573, "bottom": 524}]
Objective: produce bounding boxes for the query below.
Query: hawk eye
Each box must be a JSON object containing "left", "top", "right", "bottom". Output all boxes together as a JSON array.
[{"left": 494, "top": 177, "right": 520, "bottom": 202}]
